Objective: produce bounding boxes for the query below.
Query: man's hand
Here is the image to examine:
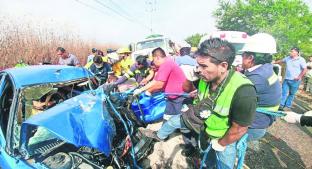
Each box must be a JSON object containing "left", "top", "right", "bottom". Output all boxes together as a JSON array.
[
  {"left": 139, "top": 79, "right": 148, "bottom": 85},
  {"left": 189, "top": 90, "right": 198, "bottom": 98},
  {"left": 211, "top": 139, "right": 226, "bottom": 151},
  {"left": 282, "top": 111, "right": 302, "bottom": 124},
  {"left": 294, "top": 77, "right": 302, "bottom": 81},
  {"left": 133, "top": 89, "right": 143, "bottom": 96}
]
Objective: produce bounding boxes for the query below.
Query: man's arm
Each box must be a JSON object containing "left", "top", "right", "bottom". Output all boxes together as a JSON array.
[
  {"left": 295, "top": 68, "right": 307, "bottom": 81},
  {"left": 218, "top": 122, "right": 248, "bottom": 146},
  {"left": 140, "top": 69, "right": 155, "bottom": 85},
  {"left": 143, "top": 80, "right": 164, "bottom": 93},
  {"left": 182, "top": 80, "right": 196, "bottom": 93},
  {"left": 73, "top": 54, "right": 81, "bottom": 66},
  {"left": 273, "top": 60, "right": 283, "bottom": 64}
]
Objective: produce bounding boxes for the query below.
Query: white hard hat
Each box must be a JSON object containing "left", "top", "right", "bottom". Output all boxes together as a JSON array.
[
  {"left": 107, "top": 52, "right": 119, "bottom": 60},
  {"left": 179, "top": 41, "right": 191, "bottom": 48},
  {"left": 240, "top": 33, "right": 277, "bottom": 54}
]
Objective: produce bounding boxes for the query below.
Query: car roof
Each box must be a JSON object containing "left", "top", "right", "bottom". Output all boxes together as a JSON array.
[{"left": 2, "top": 65, "right": 93, "bottom": 88}]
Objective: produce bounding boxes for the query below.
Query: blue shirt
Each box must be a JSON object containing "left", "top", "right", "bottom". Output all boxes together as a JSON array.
[
  {"left": 245, "top": 63, "right": 281, "bottom": 129},
  {"left": 175, "top": 55, "right": 197, "bottom": 66},
  {"left": 282, "top": 56, "right": 307, "bottom": 80}
]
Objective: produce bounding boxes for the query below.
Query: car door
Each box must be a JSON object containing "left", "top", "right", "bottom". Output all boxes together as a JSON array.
[
  {"left": 0, "top": 73, "right": 33, "bottom": 169},
  {"left": 0, "top": 73, "right": 15, "bottom": 168}
]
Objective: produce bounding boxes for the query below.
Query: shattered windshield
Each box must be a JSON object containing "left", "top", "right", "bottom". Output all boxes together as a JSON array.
[{"left": 13, "top": 80, "right": 92, "bottom": 152}]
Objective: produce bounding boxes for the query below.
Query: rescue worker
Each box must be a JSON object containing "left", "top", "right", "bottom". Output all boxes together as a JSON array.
[
  {"left": 85, "top": 50, "right": 109, "bottom": 69},
  {"left": 15, "top": 59, "right": 28, "bottom": 68},
  {"left": 89, "top": 55, "right": 111, "bottom": 85},
  {"left": 117, "top": 47, "right": 133, "bottom": 75},
  {"left": 114, "top": 55, "right": 154, "bottom": 86},
  {"left": 240, "top": 33, "right": 282, "bottom": 142},
  {"left": 86, "top": 48, "right": 97, "bottom": 63},
  {"left": 107, "top": 52, "right": 122, "bottom": 76},
  {"left": 142, "top": 38, "right": 257, "bottom": 168}
]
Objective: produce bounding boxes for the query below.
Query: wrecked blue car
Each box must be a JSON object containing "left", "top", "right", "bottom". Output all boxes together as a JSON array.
[{"left": 0, "top": 65, "right": 153, "bottom": 169}]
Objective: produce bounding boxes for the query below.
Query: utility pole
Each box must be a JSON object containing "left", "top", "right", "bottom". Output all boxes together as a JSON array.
[{"left": 146, "top": 0, "right": 156, "bottom": 34}]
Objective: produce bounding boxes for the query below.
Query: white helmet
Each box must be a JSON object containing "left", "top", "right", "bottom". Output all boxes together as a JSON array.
[
  {"left": 179, "top": 41, "right": 191, "bottom": 48},
  {"left": 240, "top": 33, "right": 277, "bottom": 54}
]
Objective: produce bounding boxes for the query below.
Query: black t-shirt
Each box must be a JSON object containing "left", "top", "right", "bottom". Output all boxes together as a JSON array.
[{"left": 229, "top": 85, "right": 257, "bottom": 127}]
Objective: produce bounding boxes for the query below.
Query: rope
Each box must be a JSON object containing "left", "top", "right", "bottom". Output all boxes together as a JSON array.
[
  {"left": 200, "top": 144, "right": 212, "bottom": 169},
  {"left": 164, "top": 92, "right": 190, "bottom": 97},
  {"left": 236, "top": 134, "right": 248, "bottom": 169},
  {"left": 256, "top": 108, "right": 286, "bottom": 117},
  {"left": 104, "top": 91, "right": 142, "bottom": 169}
]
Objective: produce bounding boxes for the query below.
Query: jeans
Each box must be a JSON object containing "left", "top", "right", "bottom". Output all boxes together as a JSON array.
[
  {"left": 280, "top": 79, "right": 301, "bottom": 108},
  {"left": 247, "top": 128, "right": 266, "bottom": 141},
  {"left": 157, "top": 114, "right": 189, "bottom": 140},
  {"left": 247, "top": 128, "right": 266, "bottom": 151},
  {"left": 205, "top": 142, "right": 237, "bottom": 169}
]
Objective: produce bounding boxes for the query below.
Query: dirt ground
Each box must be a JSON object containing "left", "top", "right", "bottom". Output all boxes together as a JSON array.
[{"left": 140, "top": 89, "right": 312, "bottom": 169}]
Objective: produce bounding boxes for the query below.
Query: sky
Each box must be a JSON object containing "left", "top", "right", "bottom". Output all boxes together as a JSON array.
[{"left": 0, "top": 0, "right": 311, "bottom": 45}]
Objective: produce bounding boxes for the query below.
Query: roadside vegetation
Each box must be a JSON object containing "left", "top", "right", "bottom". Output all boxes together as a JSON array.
[
  {"left": 185, "top": 0, "right": 312, "bottom": 60},
  {"left": 0, "top": 16, "right": 116, "bottom": 69}
]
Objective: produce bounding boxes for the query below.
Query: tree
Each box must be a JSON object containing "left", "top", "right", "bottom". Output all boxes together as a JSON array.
[
  {"left": 185, "top": 33, "right": 205, "bottom": 47},
  {"left": 213, "top": 0, "right": 312, "bottom": 59}
]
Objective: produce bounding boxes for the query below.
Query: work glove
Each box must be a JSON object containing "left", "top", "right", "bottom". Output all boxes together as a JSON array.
[
  {"left": 282, "top": 111, "right": 302, "bottom": 124},
  {"left": 133, "top": 89, "right": 151, "bottom": 96},
  {"left": 133, "top": 89, "right": 143, "bottom": 96},
  {"left": 211, "top": 139, "right": 226, "bottom": 152}
]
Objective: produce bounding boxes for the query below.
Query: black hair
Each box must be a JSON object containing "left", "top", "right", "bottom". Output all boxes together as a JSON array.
[
  {"left": 196, "top": 38, "right": 235, "bottom": 69},
  {"left": 93, "top": 55, "right": 103, "bottom": 64},
  {"left": 56, "top": 47, "right": 66, "bottom": 53},
  {"left": 107, "top": 48, "right": 114, "bottom": 54},
  {"left": 97, "top": 50, "right": 104, "bottom": 56},
  {"left": 152, "top": 47, "right": 166, "bottom": 58},
  {"left": 243, "top": 52, "right": 272, "bottom": 65},
  {"left": 180, "top": 47, "right": 191, "bottom": 56},
  {"left": 136, "top": 55, "right": 148, "bottom": 67},
  {"left": 291, "top": 47, "right": 300, "bottom": 53},
  {"left": 92, "top": 48, "right": 97, "bottom": 53}
]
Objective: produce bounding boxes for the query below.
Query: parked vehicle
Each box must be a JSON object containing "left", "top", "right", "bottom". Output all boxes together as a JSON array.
[
  {"left": 200, "top": 31, "right": 249, "bottom": 67},
  {"left": 0, "top": 65, "right": 153, "bottom": 169},
  {"left": 130, "top": 34, "right": 176, "bottom": 61}
]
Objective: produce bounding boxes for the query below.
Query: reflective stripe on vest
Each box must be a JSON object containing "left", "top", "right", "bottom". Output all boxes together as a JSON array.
[
  {"left": 202, "top": 71, "right": 253, "bottom": 138},
  {"left": 267, "top": 71, "right": 278, "bottom": 86}
]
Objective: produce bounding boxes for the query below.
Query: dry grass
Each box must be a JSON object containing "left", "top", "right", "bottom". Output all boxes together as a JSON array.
[{"left": 0, "top": 16, "right": 118, "bottom": 69}]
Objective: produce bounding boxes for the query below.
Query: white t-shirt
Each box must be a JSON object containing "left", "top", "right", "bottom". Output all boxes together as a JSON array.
[{"left": 58, "top": 54, "right": 80, "bottom": 66}]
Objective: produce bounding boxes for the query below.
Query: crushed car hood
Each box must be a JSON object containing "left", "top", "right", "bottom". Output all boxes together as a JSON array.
[{"left": 21, "top": 88, "right": 116, "bottom": 157}]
